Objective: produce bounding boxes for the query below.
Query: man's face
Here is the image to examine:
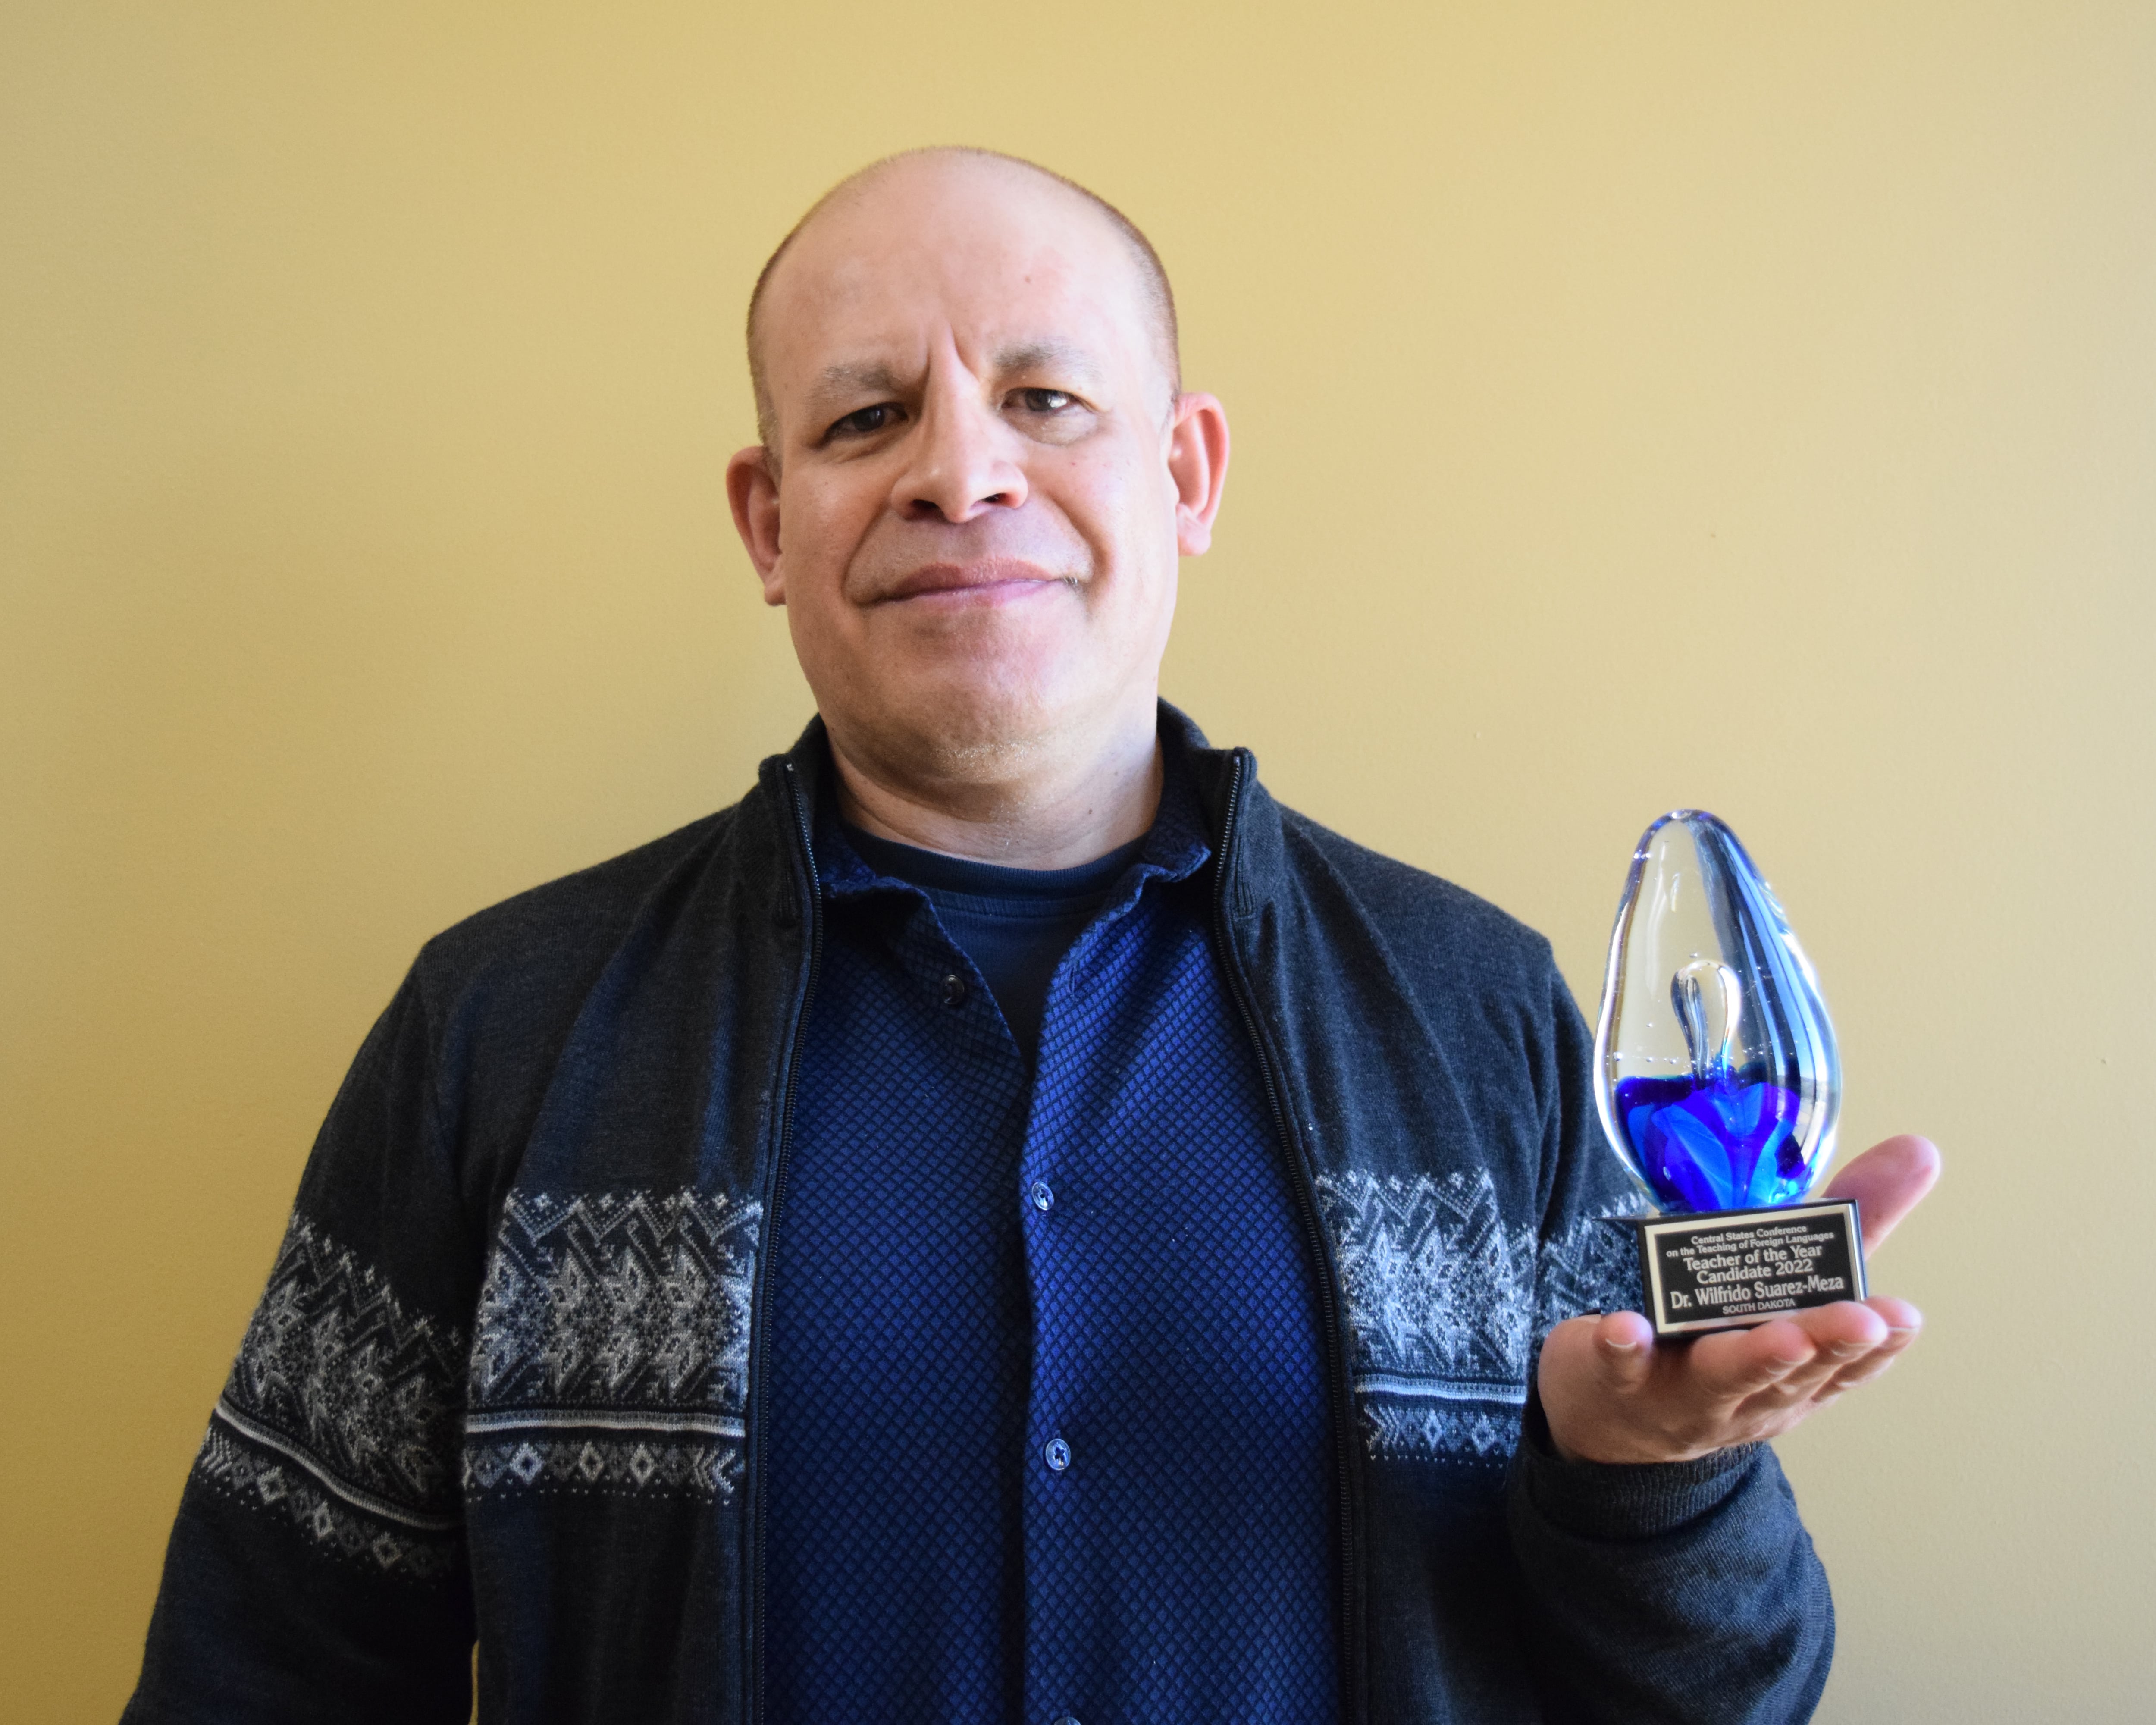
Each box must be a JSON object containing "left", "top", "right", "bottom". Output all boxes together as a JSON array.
[{"left": 729, "top": 156, "right": 1224, "bottom": 787}]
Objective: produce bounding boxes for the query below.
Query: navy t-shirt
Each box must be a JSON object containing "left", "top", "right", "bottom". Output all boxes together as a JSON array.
[{"left": 841, "top": 824, "right": 1146, "bottom": 1060}]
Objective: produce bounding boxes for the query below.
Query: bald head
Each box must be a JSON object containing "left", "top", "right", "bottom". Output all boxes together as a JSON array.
[{"left": 747, "top": 148, "right": 1179, "bottom": 452}]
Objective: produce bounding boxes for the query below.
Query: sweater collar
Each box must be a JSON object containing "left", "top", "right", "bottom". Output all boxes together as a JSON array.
[{"left": 756, "top": 700, "right": 1283, "bottom": 923}]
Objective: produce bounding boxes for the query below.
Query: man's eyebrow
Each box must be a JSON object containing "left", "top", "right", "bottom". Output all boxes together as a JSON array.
[
  {"left": 803, "top": 345, "right": 1103, "bottom": 413},
  {"left": 993, "top": 339, "right": 1102, "bottom": 381},
  {"left": 810, "top": 360, "right": 907, "bottom": 403}
]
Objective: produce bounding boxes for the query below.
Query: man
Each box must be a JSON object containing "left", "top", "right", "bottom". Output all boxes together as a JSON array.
[{"left": 126, "top": 148, "right": 1937, "bottom": 1723}]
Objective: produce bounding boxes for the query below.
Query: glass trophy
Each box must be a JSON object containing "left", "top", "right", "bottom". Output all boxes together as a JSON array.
[{"left": 1593, "top": 811, "right": 1866, "bottom": 1336}]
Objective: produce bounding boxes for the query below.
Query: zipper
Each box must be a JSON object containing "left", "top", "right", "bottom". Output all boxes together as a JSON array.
[
  {"left": 1208, "top": 750, "right": 1369, "bottom": 1725},
  {"left": 746, "top": 759, "right": 823, "bottom": 1725}
]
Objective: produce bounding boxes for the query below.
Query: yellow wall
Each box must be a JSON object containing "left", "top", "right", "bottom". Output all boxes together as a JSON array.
[{"left": 5, "top": 3, "right": 2151, "bottom": 1718}]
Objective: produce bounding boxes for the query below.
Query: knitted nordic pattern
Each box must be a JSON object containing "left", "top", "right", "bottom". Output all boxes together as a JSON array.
[
  {"left": 195, "top": 1215, "right": 464, "bottom": 1575},
  {"left": 1314, "top": 1168, "right": 1648, "bottom": 1462},
  {"left": 462, "top": 1187, "right": 760, "bottom": 1503}
]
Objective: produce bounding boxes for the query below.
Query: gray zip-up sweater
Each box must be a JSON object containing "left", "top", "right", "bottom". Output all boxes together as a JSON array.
[{"left": 126, "top": 707, "right": 1832, "bottom": 1724}]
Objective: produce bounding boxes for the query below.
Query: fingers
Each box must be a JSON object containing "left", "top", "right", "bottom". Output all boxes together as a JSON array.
[
  {"left": 1536, "top": 1314, "right": 1629, "bottom": 1462},
  {"left": 1539, "top": 1296, "right": 1921, "bottom": 1462},
  {"left": 1815, "top": 1298, "right": 1924, "bottom": 1395},
  {"left": 1538, "top": 1312, "right": 1677, "bottom": 1462},
  {"left": 1688, "top": 1318, "right": 1821, "bottom": 1400},
  {"left": 1821, "top": 1135, "right": 1942, "bottom": 1251},
  {"left": 1689, "top": 1302, "right": 1892, "bottom": 1403},
  {"left": 1591, "top": 1310, "right": 1656, "bottom": 1390},
  {"left": 1860, "top": 1295, "right": 1922, "bottom": 1331}
]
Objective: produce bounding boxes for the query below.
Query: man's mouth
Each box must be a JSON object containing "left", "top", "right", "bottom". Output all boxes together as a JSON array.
[{"left": 875, "top": 559, "right": 1070, "bottom": 607}]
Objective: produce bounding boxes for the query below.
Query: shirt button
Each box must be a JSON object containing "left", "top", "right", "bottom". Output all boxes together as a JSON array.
[
  {"left": 1029, "top": 1180, "right": 1055, "bottom": 1213},
  {"left": 940, "top": 972, "right": 967, "bottom": 1007},
  {"left": 1044, "top": 1437, "right": 1072, "bottom": 1472}
]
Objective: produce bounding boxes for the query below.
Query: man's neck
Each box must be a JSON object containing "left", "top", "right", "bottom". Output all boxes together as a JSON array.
[{"left": 825, "top": 710, "right": 1164, "bottom": 870}]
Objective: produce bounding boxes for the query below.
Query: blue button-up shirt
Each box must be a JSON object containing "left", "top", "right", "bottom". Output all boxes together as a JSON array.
[{"left": 761, "top": 759, "right": 1338, "bottom": 1723}]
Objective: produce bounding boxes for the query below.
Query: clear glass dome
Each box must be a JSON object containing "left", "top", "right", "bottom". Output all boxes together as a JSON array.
[{"left": 1592, "top": 811, "right": 1842, "bottom": 1213}]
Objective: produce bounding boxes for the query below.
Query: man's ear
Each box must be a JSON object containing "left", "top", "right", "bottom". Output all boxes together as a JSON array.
[
  {"left": 1166, "top": 393, "right": 1231, "bottom": 557},
  {"left": 726, "top": 445, "right": 786, "bottom": 604}
]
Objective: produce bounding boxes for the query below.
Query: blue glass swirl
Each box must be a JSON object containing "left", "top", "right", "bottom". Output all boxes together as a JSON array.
[{"left": 1593, "top": 812, "right": 1841, "bottom": 1213}]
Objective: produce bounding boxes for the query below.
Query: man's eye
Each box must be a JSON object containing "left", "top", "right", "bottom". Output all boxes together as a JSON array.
[
  {"left": 828, "top": 403, "right": 901, "bottom": 439},
  {"left": 1014, "top": 388, "right": 1075, "bottom": 414}
]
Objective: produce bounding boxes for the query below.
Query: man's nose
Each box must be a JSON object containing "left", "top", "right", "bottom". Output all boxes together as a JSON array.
[{"left": 891, "top": 384, "right": 1028, "bottom": 524}]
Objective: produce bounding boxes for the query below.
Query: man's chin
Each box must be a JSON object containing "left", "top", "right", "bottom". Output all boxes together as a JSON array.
[
  {"left": 896, "top": 698, "right": 1062, "bottom": 776},
  {"left": 840, "top": 682, "right": 1079, "bottom": 784}
]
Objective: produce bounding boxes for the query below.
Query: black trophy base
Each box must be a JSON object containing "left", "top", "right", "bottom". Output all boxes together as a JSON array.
[{"left": 1632, "top": 1199, "right": 1866, "bottom": 1337}]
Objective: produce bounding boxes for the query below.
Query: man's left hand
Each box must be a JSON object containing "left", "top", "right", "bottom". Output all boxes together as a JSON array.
[{"left": 1537, "top": 1134, "right": 1942, "bottom": 1465}]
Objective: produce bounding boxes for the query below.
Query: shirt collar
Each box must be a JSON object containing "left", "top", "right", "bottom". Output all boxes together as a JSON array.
[{"left": 811, "top": 728, "right": 1214, "bottom": 909}]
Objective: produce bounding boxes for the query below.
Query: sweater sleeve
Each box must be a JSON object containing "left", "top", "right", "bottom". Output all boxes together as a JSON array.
[
  {"left": 123, "top": 968, "right": 478, "bottom": 1723},
  {"left": 1505, "top": 963, "right": 1834, "bottom": 1725}
]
